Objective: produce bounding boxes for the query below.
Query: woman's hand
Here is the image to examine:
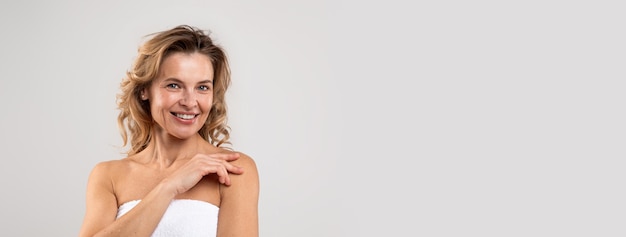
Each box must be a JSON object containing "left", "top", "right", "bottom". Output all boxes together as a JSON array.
[{"left": 163, "top": 153, "right": 244, "bottom": 196}]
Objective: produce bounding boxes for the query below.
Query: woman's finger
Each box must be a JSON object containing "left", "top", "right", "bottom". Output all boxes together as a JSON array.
[
  {"left": 213, "top": 165, "right": 230, "bottom": 185},
  {"left": 215, "top": 158, "right": 244, "bottom": 175},
  {"left": 207, "top": 153, "right": 240, "bottom": 161},
  {"left": 199, "top": 154, "right": 244, "bottom": 175}
]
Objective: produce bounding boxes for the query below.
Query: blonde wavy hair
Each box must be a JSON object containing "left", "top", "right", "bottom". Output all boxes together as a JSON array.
[{"left": 117, "top": 25, "right": 232, "bottom": 155}]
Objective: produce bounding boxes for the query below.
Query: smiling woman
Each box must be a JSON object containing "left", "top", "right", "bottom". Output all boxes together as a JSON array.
[{"left": 78, "top": 25, "right": 259, "bottom": 237}]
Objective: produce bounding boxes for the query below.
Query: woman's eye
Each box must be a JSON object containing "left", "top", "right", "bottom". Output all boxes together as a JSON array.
[
  {"left": 166, "top": 83, "right": 180, "bottom": 89},
  {"left": 198, "top": 85, "right": 211, "bottom": 91}
]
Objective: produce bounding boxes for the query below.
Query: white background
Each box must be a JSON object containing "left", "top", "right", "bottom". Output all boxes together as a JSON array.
[{"left": 0, "top": 0, "right": 624, "bottom": 236}]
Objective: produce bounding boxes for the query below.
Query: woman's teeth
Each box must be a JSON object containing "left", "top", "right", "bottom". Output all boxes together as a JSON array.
[{"left": 175, "top": 113, "right": 195, "bottom": 120}]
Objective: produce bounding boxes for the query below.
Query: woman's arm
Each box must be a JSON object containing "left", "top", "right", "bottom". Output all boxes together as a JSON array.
[
  {"left": 217, "top": 153, "right": 260, "bottom": 237},
  {"left": 78, "top": 161, "right": 175, "bottom": 237}
]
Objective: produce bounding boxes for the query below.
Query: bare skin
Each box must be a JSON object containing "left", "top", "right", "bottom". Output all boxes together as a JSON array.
[{"left": 79, "top": 52, "right": 259, "bottom": 236}]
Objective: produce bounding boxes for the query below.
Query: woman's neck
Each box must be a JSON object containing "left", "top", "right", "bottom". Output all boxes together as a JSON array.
[{"left": 140, "top": 131, "right": 205, "bottom": 168}]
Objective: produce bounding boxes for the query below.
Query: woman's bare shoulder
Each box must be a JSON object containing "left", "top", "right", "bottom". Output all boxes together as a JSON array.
[
  {"left": 89, "top": 158, "right": 134, "bottom": 178},
  {"left": 228, "top": 151, "right": 259, "bottom": 189},
  {"left": 234, "top": 152, "right": 257, "bottom": 168},
  {"left": 211, "top": 147, "right": 257, "bottom": 166}
]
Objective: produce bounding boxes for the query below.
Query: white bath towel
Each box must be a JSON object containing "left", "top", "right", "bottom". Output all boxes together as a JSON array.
[{"left": 117, "top": 199, "right": 219, "bottom": 237}]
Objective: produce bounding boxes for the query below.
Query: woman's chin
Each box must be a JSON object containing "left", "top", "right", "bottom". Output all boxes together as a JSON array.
[{"left": 167, "top": 131, "right": 200, "bottom": 140}]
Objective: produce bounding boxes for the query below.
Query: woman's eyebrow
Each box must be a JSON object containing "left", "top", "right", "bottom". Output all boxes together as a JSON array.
[{"left": 162, "top": 78, "right": 183, "bottom": 83}]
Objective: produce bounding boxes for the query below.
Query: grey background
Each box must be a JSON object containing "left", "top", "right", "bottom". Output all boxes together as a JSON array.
[{"left": 0, "top": 0, "right": 624, "bottom": 236}]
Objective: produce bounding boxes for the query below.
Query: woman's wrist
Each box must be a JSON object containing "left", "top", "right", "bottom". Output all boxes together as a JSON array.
[{"left": 155, "top": 179, "right": 178, "bottom": 199}]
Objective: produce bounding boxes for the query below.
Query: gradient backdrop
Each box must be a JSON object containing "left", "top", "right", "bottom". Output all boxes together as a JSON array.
[{"left": 0, "top": 0, "right": 623, "bottom": 236}]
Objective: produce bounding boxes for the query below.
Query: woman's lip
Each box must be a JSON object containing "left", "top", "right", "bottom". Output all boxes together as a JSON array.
[{"left": 171, "top": 111, "right": 199, "bottom": 115}]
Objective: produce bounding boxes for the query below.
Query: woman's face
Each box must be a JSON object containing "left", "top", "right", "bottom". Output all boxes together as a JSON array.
[{"left": 144, "top": 52, "right": 214, "bottom": 140}]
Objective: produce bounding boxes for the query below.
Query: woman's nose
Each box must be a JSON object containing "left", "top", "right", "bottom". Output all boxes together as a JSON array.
[{"left": 179, "top": 90, "right": 197, "bottom": 107}]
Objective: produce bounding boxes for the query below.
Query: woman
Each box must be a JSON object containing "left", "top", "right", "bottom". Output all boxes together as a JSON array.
[{"left": 79, "top": 25, "right": 259, "bottom": 237}]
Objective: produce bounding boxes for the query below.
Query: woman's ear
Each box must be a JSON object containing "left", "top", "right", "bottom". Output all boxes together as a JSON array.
[{"left": 140, "top": 88, "right": 149, "bottom": 100}]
